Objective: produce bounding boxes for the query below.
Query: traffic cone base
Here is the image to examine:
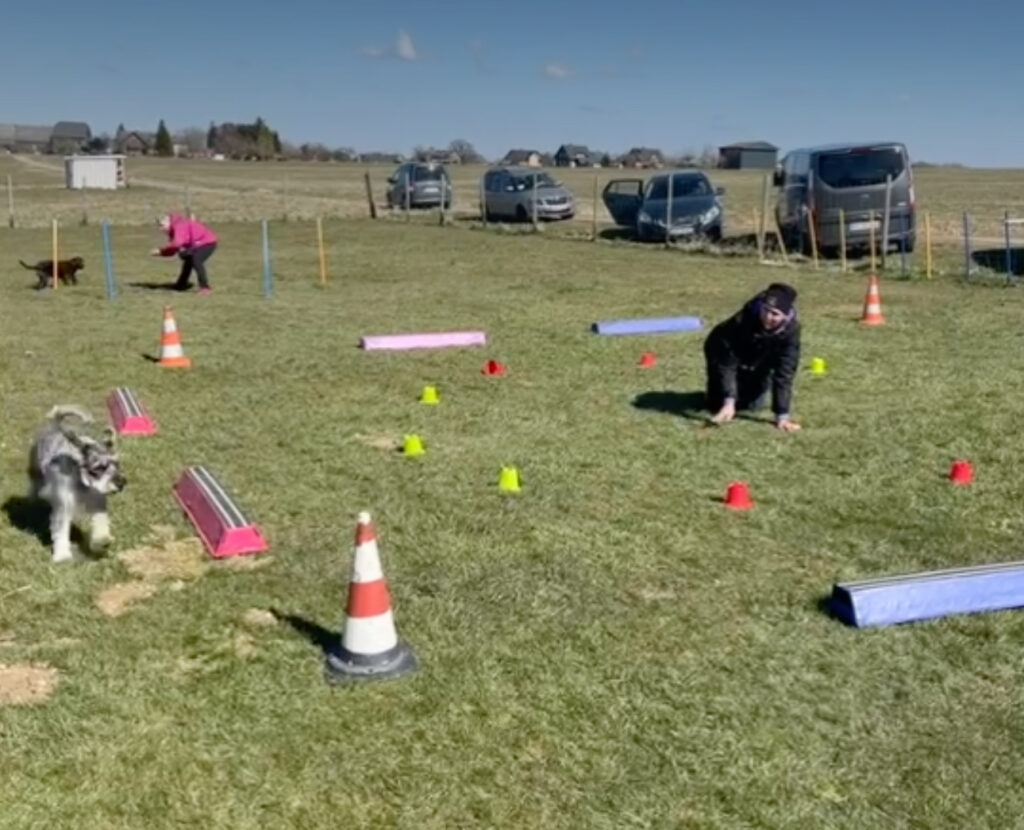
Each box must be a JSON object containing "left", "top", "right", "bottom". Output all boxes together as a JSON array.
[{"left": 324, "top": 639, "right": 419, "bottom": 684}]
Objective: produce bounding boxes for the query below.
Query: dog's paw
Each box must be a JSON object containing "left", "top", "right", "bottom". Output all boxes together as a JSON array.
[
  {"left": 51, "top": 547, "right": 74, "bottom": 563},
  {"left": 89, "top": 535, "right": 113, "bottom": 555}
]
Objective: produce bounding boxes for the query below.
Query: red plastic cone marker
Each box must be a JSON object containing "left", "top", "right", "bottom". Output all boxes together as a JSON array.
[
  {"left": 724, "top": 481, "right": 754, "bottom": 510},
  {"left": 638, "top": 351, "right": 657, "bottom": 368},
  {"left": 482, "top": 359, "right": 507, "bottom": 376},
  {"left": 949, "top": 460, "right": 974, "bottom": 486}
]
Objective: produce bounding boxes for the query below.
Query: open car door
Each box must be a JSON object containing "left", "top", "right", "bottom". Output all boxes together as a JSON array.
[{"left": 602, "top": 179, "right": 644, "bottom": 227}]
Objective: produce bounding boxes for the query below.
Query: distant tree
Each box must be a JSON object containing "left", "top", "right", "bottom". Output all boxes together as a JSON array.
[
  {"left": 178, "top": 127, "right": 207, "bottom": 155},
  {"left": 85, "top": 135, "right": 109, "bottom": 154},
  {"left": 600, "top": 153, "right": 612, "bottom": 167},
  {"left": 697, "top": 145, "right": 718, "bottom": 169},
  {"left": 155, "top": 119, "right": 173, "bottom": 156},
  {"left": 206, "top": 122, "right": 217, "bottom": 151},
  {"left": 449, "top": 139, "right": 483, "bottom": 164}
]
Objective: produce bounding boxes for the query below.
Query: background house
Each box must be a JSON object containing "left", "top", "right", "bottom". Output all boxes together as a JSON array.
[
  {"left": 718, "top": 141, "right": 778, "bottom": 170},
  {"left": 5, "top": 125, "right": 53, "bottom": 153},
  {"left": 554, "top": 144, "right": 595, "bottom": 167},
  {"left": 116, "top": 130, "right": 156, "bottom": 155},
  {"left": 502, "top": 149, "right": 542, "bottom": 167},
  {"left": 617, "top": 147, "right": 664, "bottom": 168},
  {"left": 49, "top": 121, "right": 92, "bottom": 155}
]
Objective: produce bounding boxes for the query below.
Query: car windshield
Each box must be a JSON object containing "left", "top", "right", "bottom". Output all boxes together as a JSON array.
[
  {"left": 645, "top": 174, "right": 711, "bottom": 201},
  {"left": 816, "top": 147, "right": 905, "bottom": 188},
  {"left": 509, "top": 172, "right": 558, "bottom": 190},
  {"left": 413, "top": 166, "right": 446, "bottom": 182}
]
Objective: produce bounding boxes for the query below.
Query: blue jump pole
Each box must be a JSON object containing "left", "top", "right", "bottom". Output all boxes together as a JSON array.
[
  {"left": 261, "top": 219, "right": 273, "bottom": 298},
  {"left": 101, "top": 221, "right": 116, "bottom": 300}
]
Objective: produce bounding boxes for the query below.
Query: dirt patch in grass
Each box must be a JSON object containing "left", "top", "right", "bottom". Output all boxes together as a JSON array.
[
  {"left": 242, "top": 608, "right": 278, "bottom": 628},
  {"left": 0, "top": 663, "right": 58, "bottom": 706},
  {"left": 214, "top": 554, "right": 274, "bottom": 573},
  {"left": 118, "top": 537, "right": 209, "bottom": 583},
  {"left": 355, "top": 432, "right": 399, "bottom": 451},
  {"left": 95, "top": 581, "right": 159, "bottom": 617}
]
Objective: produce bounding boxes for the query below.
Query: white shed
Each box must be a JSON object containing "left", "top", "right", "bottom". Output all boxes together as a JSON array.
[{"left": 64, "top": 154, "right": 126, "bottom": 190}]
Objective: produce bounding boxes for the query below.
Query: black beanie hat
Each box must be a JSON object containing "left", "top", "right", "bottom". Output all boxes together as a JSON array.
[{"left": 762, "top": 282, "right": 797, "bottom": 314}]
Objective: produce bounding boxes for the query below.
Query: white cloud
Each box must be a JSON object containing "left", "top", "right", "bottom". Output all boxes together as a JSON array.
[
  {"left": 360, "top": 30, "right": 419, "bottom": 61},
  {"left": 542, "top": 62, "right": 572, "bottom": 80},
  {"left": 396, "top": 30, "right": 418, "bottom": 61}
]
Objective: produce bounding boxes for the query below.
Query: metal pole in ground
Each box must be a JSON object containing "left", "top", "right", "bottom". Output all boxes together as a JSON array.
[{"left": 963, "top": 211, "right": 972, "bottom": 282}]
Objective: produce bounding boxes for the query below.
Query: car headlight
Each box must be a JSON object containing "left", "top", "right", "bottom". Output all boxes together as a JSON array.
[
  {"left": 700, "top": 205, "right": 721, "bottom": 225},
  {"left": 638, "top": 210, "right": 652, "bottom": 224}
]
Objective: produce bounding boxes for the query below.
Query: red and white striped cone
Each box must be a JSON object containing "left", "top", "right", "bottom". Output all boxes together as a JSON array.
[{"left": 324, "top": 511, "right": 418, "bottom": 684}]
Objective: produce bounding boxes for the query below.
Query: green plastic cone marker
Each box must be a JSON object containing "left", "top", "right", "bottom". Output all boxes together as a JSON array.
[
  {"left": 810, "top": 357, "right": 827, "bottom": 376},
  {"left": 420, "top": 385, "right": 440, "bottom": 405}
]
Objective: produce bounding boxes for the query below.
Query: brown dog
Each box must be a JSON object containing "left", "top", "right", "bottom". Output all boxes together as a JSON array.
[{"left": 20, "top": 256, "right": 85, "bottom": 290}]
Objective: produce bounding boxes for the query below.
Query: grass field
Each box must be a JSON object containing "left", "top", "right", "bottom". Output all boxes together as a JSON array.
[
  {"left": 3, "top": 213, "right": 1024, "bottom": 828},
  {"left": 5, "top": 153, "right": 1024, "bottom": 251}
]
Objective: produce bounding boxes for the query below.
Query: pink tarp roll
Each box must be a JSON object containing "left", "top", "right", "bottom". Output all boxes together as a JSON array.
[{"left": 360, "top": 331, "right": 487, "bottom": 351}]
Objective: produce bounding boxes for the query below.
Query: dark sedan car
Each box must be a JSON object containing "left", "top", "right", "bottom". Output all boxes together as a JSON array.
[{"left": 603, "top": 170, "right": 725, "bottom": 242}]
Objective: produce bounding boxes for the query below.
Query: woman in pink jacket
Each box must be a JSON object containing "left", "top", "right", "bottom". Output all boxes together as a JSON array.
[{"left": 151, "top": 213, "right": 219, "bottom": 293}]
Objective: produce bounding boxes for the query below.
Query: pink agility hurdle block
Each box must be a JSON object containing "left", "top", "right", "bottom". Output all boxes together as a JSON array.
[
  {"left": 173, "top": 466, "right": 269, "bottom": 558},
  {"left": 107, "top": 387, "right": 158, "bottom": 436},
  {"left": 359, "top": 331, "right": 487, "bottom": 351}
]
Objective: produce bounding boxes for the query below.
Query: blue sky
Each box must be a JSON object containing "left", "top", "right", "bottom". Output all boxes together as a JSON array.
[{"left": 4, "top": 0, "right": 1024, "bottom": 166}]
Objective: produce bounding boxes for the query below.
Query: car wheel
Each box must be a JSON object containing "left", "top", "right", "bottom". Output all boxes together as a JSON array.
[{"left": 516, "top": 205, "right": 529, "bottom": 223}]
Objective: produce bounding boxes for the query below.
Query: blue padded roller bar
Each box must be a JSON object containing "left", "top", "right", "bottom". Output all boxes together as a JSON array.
[
  {"left": 830, "top": 560, "right": 1024, "bottom": 628},
  {"left": 591, "top": 316, "right": 703, "bottom": 336}
]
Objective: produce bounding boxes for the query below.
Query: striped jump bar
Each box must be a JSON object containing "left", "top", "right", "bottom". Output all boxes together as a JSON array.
[
  {"left": 173, "top": 465, "right": 268, "bottom": 558},
  {"left": 107, "top": 387, "right": 158, "bottom": 436},
  {"left": 830, "top": 559, "right": 1024, "bottom": 628}
]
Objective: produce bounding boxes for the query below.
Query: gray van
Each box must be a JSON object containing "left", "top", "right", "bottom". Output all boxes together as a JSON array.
[{"left": 773, "top": 142, "right": 915, "bottom": 256}]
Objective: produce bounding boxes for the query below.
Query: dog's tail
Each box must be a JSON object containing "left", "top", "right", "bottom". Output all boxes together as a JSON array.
[
  {"left": 46, "top": 405, "right": 94, "bottom": 426},
  {"left": 19, "top": 260, "right": 37, "bottom": 271}
]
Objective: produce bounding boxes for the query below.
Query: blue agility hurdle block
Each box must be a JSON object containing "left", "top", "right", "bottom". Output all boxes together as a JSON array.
[
  {"left": 591, "top": 316, "right": 703, "bottom": 336},
  {"left": 830, "top": 560, "right": 1024, "bottom": 628}
]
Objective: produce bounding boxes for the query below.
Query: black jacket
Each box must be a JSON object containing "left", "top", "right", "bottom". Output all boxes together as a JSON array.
[{"left": 703, "top": 293, "right": 801, "bottom": 416}]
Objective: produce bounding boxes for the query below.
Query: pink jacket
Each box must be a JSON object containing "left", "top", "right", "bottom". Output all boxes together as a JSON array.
[{"left": 159, "top": 214, "right": 218, "bottom": 256}]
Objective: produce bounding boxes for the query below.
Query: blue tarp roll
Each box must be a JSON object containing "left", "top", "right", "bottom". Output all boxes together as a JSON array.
[
  {"left": 592, "top": 316, "right": 703, "bottom": 336},
  {"left": 831, "top": 560, "right": 1024, "bottom": 628}
]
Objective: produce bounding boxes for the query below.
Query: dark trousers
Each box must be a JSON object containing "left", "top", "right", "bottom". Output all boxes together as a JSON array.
[
  {"left": 175, "top": 242, "right": 216, "bottom": 289},
  {"left": 705, "top": 364, "right": 771, "bottom": 413}
]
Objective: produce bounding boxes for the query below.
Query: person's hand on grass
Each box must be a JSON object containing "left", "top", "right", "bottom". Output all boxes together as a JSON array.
[{"left": 149, "top": 248, "right": 162, "bottom": 256}]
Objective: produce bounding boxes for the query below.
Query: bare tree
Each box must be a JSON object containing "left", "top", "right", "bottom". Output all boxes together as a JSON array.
[{"left": 449, "top": 139, "right": 483, "bottom": 164}]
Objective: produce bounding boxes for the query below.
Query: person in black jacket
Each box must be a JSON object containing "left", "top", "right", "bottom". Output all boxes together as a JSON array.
[{"left": 703, "top": 282, "right": 802, "bottom": 432}]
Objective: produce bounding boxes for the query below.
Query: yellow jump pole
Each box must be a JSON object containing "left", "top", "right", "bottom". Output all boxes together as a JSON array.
[
  {"left": 316, "top": 216, "right": 327, "bottom": 286},
  {"left": 925, "top": 211, "right": 933, "bottom": 279},
  {"left": 51, "top": 217, "right": 59, "bottom": 290}
]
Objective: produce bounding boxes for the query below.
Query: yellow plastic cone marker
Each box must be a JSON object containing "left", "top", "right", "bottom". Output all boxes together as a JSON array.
[
  {"left": 810, "top": 357, "right": 827, "bottom": 376},
  {"left": 498, "top": 466, "right": 521, "bottom": 493},
  {"left": 420, "top": 385, "right": 440, "bottom": 405},
  {"left": 402, "top": 434, "right": 425, "bottom": 457}
]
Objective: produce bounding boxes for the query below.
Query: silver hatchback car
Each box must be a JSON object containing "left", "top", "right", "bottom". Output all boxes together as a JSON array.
[
  {"left": 481, "top": 166, "right": 575, "bottom": 222},
  {"left": 385, "top": 162, "right": 453, "bottom": 210}
]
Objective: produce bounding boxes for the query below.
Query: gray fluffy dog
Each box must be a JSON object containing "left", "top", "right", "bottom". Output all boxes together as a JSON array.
[{"left": 28, "top": 405, "right": 127, "bottom": 563}]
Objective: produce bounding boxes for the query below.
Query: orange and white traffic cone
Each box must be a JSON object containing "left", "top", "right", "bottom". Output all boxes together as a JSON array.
[
  {"left": 324, "top": 511, "right": 418, "bottom": 684},
  {"left": 158, "top": 306, "right": 192, "bottom": 367},
  {"left": 860, "top": 275, "right": 885, "bottom": 326}
]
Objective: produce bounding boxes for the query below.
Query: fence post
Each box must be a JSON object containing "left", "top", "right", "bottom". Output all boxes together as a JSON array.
[
  {"left": 101, "top": 221, "right": 116, "bottom": 300},
  {"left": 363, "top": 171, "right": 377, "bottom": 219},
  {"left": 881, "top": 173, "right": 893, "bottom": 270},
  {"left": 925, "top": 211, "right": 932, "bottom": 279},
  {"left": 963, "top": 211, "right": 972, "bottom": 282},
  {"left": 531, "top": 173, "right": 538, "bottom": 230},
  {"left": 591, "top": 174, "right": 598, "bottom": 242},
  {"left": 664, "top": 171, "right": 674, "bottom": 249},
  {"left": 6, "top": 174, "right": 14, "bottom": 228},
  {"left": 838, "top": 208, "right": 847, "bottom": 273},
  {"left": 261, "top": 219, "right": 273, "bottom": 298},
  {"left": 1005, "top": 210, "right": 1013, "bottom": 285}
]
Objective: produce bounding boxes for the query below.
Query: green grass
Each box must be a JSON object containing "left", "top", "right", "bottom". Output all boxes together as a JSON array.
[{"left": 3, "top": 219, "right": 1024, "bottom": 828}]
